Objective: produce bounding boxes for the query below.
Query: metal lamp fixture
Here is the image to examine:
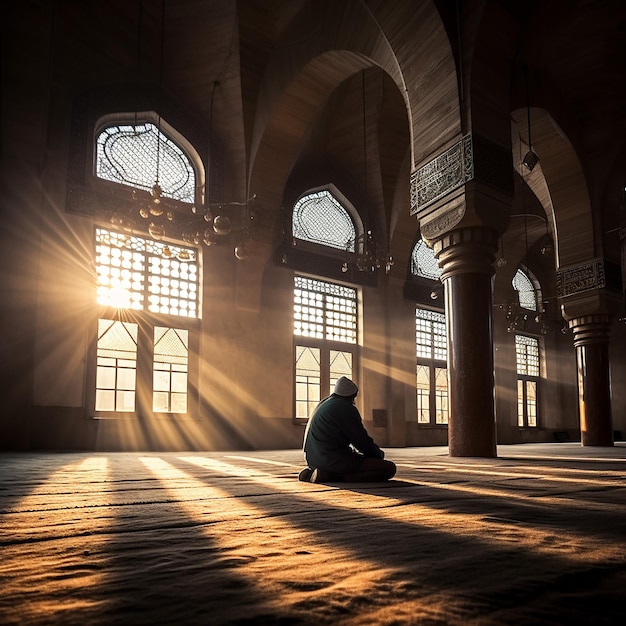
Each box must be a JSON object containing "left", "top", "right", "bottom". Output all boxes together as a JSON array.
[
  {"left": 522, "top": 67, "right": 539, "bottom": 172},
  {"left": 351, "top": 70, "right": 393, "bottom": 275},
  {"left": 182, "top": 79, "right": 259, "bottom": 258}
]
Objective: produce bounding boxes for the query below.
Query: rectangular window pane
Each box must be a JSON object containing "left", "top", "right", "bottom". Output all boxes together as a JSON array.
[
  {"left": 526, "top": 380, "right": 537, "bottom": 427},
  {"left": 117, "top": 390, "right": 136, "bottom": 412},
  {"left": 295, "top": 345, "right": 321, "bottom": 418},
  {"left": 95, "top": 389, "right": 115, "bottom": 412},
  {"left": 153, "top": 391, "right": 169, "bottom": 413},
  {"left": 329, "top": 350, "right": 352, "bottom": 392},
  {"left": 416, "top": 364, "right": 430, "bottom": 423},
  {"left": 517, "top": 379, "right": 525, "bottom": 427},
  {"left": 171, "top": 371, "right": 187, "bottom": 393},
  {"left": 117, "top": 367, "right": 136, "bottom": 391},
  {"left": 153, "top": 369, "right": 170, "bottom": 393},
  {"left": 96, "top": 366, "right": 116, "bottom": 390},
  {"left": 153, "top": 327, "right": 189, "bottom": 413},
  {"left": 435, "top": 367, "right": 448, "bottom": 425},
  {"left": 96, "top": 319, "right": 138, "bottom": 412},
  {"left": 171, "top": 392, "right": 187, "bottom": 413}
]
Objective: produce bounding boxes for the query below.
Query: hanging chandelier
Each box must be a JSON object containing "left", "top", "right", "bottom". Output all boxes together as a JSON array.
[
  {"left": 129, "top": 2, "right": 259, "bottom": 260},
  {"left": 350, "top": 230, "right": 393, "bottom": 274}
]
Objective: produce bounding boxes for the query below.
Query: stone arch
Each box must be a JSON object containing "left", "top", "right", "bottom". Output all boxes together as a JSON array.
[
  {"left": 242, "top": 0, "right": 459, "bottom": 308},
  {"left": 512, "top": 107, "right": 594, "bottom": 269},
  {"left": 249, "top": 0, "right": 460, "bottom": 182}
]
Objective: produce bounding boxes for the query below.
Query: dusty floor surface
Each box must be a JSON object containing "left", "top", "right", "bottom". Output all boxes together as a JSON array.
[{"left": 1, "top": 443, "right": 626, "bottom": 625}]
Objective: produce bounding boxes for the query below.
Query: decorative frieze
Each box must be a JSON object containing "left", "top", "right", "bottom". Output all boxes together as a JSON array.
[
  {"left": 557, "top": 258, "right": 606, "bottom": 298},
  {"left": 420, "top": 204, "right": 464, "bottom": 240},
  {"left": 410, "top": 134, "right": 514, "bottom": 216},
  {"left": 410, "top": 135, "right": 473, "bottom": 215}
]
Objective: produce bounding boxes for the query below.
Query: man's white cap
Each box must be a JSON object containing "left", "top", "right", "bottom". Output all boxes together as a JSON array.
[{"left": 334, "top": 376, "right": 358, "bottom": 397}]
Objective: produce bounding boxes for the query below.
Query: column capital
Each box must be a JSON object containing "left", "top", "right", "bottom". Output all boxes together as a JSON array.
[
  {"left": 432, "top": 227, "right": 499, "bottom": 280},
  {"left": 568, "top": 314, "right": 613, "bottom": 347}
]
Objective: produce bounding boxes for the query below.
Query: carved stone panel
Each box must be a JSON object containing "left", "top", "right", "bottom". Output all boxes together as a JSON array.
[
  {"left": 557, "top": 259, "right": 606, "bottom": 298},
  {"left": 410, "top": 135, "right": 473, "bottom": 215},
  {"left": 420, "top": 203, "right": 465, "bottom": 240},
  {"left": 410, "top": 134, "right": 513, "bottom": 217}
]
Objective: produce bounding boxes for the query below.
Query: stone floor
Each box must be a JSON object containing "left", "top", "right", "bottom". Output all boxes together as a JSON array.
[{"left": 1, "top": 443, "right": 626, "bottom": 625}]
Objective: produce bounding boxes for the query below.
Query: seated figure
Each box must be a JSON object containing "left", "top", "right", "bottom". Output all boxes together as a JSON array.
[{"left": 299, "top": 376, "right": 397, "bottom": 483}]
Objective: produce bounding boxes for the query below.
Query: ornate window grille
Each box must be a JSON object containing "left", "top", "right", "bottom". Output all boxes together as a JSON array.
[
  {"left": 294, "top": 276, "right": 357, "bottom": 343},
  {"left": 411, "top": 239, "right": 442, "bottom": 280},
  {"left": 95, "top": 227, "right": 199, "bottom": 318},
  {"left": 515, "top": 334, "right": 540, "bottom": 377},
  {"left": 512, "top": 268, "right": 537, "bottom": 311},
  {"left": 292, "top": 189, "right": 357, "bottom": 252},
  {"left": 416, "top": 308, "right": 447, "bottom": 361},
  {"left": 96, "top": 122, "right": 196, "bottom": 203}
]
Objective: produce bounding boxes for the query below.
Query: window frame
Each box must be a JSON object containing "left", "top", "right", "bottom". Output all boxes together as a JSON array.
[
  {"left": 293, "top": 274, "right": 360, "bottom": 424},
  {"left": 293, "top": 340, "right": 357, "bottom": 423},
  {"left": 88, "top": 228, "right": 200, "bottom": 420},
  {"left": 87, "top": 312, "right": 199, "bottom": 420},
  {"left": 515, "top": 333, "right": 541, "bottom": 429},
  {"left": 415, "top": 307, "right": 448, "bottom": 427}
]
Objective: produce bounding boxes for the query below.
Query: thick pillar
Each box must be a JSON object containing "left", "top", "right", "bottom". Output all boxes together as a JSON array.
[
  {"left": 435, "top": 228, "right": 498, "bottom": 457},
  {"left": 411, "top": 133, "right": 513, "bottom": 457},
  {"left": 558, "top": 257, "right": 621, "bottom": 447},
  {"left": 569, "top": 315, "right": 614, "bottom": 446}
]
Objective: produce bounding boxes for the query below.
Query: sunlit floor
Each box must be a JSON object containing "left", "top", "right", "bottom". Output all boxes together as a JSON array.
[{"left": 1, "top": 443, "right": 626, "bottom": 625}]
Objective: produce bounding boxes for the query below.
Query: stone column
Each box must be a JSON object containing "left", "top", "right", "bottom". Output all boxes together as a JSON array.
[
  {"left": 411, "top": 133, "right": 513, "bottom": 457},
  {"left": 558, "top": 257, "right": 621, "bottom": 447},
  {"left": 434, "top": 227, "right": 499, "bottom": 457},
  {"left": 569, "top": 314, "right": 614, "bottom": 446}
]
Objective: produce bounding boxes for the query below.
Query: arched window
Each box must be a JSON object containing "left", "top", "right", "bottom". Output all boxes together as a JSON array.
[
  {"left": 90, "top": 119, "right": 201, "bottom": 421},
  {"left": 292, "top": 188, "right": 357, "bottom": 251},
  {"left": 96, "top": 121, "right": 196, "bottom": 204},
  {"left": 290, "top": 187, "right": 362, "bottom": 421},
  {"left": 511, "top": 268, "right": 542, "bottom": 428},
  {"left": 512, "top": 268, "right": 538, "bottom": 311},
  {"left": 411, "top": 239, "right": 442, "bottom": 280}
]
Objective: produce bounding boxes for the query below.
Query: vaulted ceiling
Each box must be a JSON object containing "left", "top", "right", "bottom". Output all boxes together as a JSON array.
[{"left": 3, "top": 0, "right": 625, "bottom": 274}]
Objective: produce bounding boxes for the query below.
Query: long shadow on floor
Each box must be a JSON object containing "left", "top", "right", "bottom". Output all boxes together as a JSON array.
[{"left": 166, "top": 455, "right": 626, "bottom": 625}]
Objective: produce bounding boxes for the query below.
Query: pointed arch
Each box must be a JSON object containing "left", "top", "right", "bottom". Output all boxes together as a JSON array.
[
  {"left": 292, "top": 185, "right": 363, "bottom": 252},
  {"left": 512, "top": 266, "right": 540, "bottom": 312}
]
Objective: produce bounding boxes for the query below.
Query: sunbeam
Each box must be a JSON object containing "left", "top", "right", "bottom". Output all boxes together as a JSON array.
[
  {"left": 179, "top": 455, "right": 626, "bottom": 563},
  {"left": 138, "top": 456, "right": 436, "bottom": 623}
]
